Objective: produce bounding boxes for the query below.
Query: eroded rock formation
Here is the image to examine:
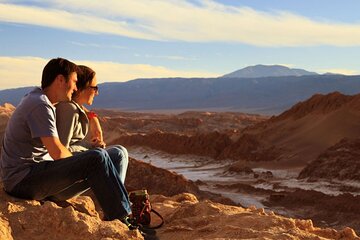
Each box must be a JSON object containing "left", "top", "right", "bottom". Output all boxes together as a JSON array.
[{"left": 299, "top": 138, "right": 360, "bottom": 181}]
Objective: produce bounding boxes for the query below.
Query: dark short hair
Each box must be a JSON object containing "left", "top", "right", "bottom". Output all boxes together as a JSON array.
[
  {"left": 41, "top": 58, "right": 78, "bottom": 89},
  {"left": 74, "top": 65, "right": 96, "bottom": 93}
]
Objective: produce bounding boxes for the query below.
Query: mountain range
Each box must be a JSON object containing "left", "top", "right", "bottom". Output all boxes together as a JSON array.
[{"left": 1, "top": 65, "right": 358, "bottom": 115}]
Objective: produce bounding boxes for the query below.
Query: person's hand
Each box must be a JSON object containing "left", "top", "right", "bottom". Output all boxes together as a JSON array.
[
  {"left": 91, "top": 137, "right": 106, "bottom": 148},
  {"left": 88, "top": 115, "right": 104, "bottom": 144}
]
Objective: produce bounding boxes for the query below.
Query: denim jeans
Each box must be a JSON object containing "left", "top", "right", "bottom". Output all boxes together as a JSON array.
[
  {"left": 9, "top": 147, "right": 131, "bottom": 221},
  {"left": 24, "top": 144, "right": 129, "bottom": 202},
  {"left": 106, "top": 145, "right": 129, "bottom": 184}
]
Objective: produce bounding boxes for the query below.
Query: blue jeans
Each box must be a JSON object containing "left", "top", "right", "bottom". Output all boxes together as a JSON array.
[
  {"left": 29, "top": 145, "right": 129, "bottom": 201},
  {"left": 9, "top": 147, "right": 131, "bottom": 221},
  {"left": 106, "top": 145, "right": 129, "bottom": 184}
]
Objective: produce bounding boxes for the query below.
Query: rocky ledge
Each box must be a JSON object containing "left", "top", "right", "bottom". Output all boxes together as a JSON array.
[{"left": 1, "top": 190, "right": 359, "bottom": 240}]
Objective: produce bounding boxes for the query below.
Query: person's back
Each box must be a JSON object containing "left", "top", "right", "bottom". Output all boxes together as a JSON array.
[{"left": 1, "top": 87, "right": 56, "bottom": 192}]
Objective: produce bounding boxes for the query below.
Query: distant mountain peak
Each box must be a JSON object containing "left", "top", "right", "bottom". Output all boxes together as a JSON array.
[{"left": 221, "top": 64, "right": 319, "bottom": 78}]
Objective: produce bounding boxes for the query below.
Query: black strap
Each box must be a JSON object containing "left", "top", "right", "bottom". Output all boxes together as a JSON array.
[{"left": 147, "top": 208, "right": 164, "bottom": 229}]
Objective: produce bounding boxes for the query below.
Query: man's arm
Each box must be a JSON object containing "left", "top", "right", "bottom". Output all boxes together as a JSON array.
[{"left": 41, "top": 136, "right": 72, "bottom": 160}]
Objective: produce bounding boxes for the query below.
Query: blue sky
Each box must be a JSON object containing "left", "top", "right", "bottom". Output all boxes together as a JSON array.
[{"left": 1, "top": 0, "right": 360, "bottom": 89}]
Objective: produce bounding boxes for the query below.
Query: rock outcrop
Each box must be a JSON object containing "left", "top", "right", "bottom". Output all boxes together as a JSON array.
[
  {"left": 266, "top": 189, "right": 360, "bottom": 234},
  {"left": 0, "top": 103, "right": 15, "bottom": 143},
  {"left": 111, "top": 132, "right": 232, "bottom": 160},
  {"left": 0, "top": 191, "right": 143, "bottom": 240},
  {"left": 154, "top": 193, "right": 359, "bottom": 240},
  {"left": 1, "top": 190, "right": 359, "bottom": 240},
  {"left": 298, "top": 138, "right": 360, "bottom": 181}
]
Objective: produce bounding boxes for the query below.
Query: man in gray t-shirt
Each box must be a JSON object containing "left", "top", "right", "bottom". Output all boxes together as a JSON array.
[
  {"left": 0, "top": 58, "right": 136, "bottom": 231},
  {"left": 1, "top": 87, "right": 57, "bottom": 191}
]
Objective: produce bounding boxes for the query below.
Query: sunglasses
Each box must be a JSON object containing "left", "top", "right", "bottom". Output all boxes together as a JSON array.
[{"left": 88, "top": 85, "right": 99, "bottom": 92}]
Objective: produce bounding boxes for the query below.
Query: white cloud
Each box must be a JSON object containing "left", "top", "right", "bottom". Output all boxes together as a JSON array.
[
  {"left": 0, "top": 3, "right": 158, "bottom": 40},
  {"left": 1, "top": 1, "right": 360, "bottom": 46},
  {"left": 0, "top": 56, "right": 220, "bottom": 90},
  {"left": 0, "top": 56, "right": 46, "bottom": 89}
]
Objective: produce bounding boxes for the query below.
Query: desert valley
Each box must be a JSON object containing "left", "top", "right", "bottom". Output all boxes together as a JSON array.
[
  {"left": 1, "top": 88, "right": 360, "bottom": 239},
  {"left": 1, "top": 65, "right": 360, "bottom": 240},
  {"left": 98, "top": 91, "right": 360, "bottom": 233}
]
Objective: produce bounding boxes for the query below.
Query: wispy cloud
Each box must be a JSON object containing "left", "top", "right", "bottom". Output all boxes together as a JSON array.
[
  {"left": 0, "top": 2, "right": 158, "bottom": 40},
  {"left": 135, "top": 54, "right": 197, "bottom": 61},
  {"left": 0, "top": 56, "right": 220, "bottom": 90},
  {"left": 159, "top": 55, "right": 196, "bottom": 61},
  {"left": 68, "top": 41, "right": 127, "bottom": 49},
  {"left": 1, "top": 1, "right": 360, "bottom": 46}
]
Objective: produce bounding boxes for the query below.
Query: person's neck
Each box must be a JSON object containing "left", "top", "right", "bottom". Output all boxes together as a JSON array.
[
  {"left": 42, "top": 87, "right": 58, "bottom": 106},
  {"left": 73, "top": 96, "right": 85, "bottom": 108}
]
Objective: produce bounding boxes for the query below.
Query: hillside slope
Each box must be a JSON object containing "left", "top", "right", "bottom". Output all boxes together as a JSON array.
[{"left": 219, "top": 92, "right": 360, "bottom": 167}]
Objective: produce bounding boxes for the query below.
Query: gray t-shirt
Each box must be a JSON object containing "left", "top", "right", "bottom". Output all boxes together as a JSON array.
[
  {"left": 56, "top": 101, "right": 90, "bottom": 152},
  {"left": 0, "top": 87, "right": 58, "bottom": 191}
]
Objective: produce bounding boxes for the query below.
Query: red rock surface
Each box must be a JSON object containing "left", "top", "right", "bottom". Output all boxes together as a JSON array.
[
  {"left": 0, "top": 103, "right": 15, "bottom": 141},
  {"left": 275, "top": 92, "right": 353, "bottom": 120},
  {"left": 111, "top": 131, "right": 232, "bottom": 159},
  {"left": 154, "top": 193, "right": 359, "bottom": 240},
  {"left": 1, "top": 188, "right": 359, "bottom": 240},
  {"left": 266, "top": 189, "right": 360, "bottom": 233},
  {"left": 299, "top": 138, "right": 360, "bottom": 181}
]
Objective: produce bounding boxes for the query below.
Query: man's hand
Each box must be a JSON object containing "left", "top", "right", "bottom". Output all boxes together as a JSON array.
[{"left": 41, "top": 136, "right": 72, "bottom": 160}]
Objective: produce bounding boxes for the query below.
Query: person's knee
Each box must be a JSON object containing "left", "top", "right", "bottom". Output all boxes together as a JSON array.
[
  {"left": 91, "top": 148, "right": 111, "bottom": 166},
  {"left": 119, "top": 146, "right": 129, "bottom": 168},
  {"left": 110, "top": 145, "right": 129, "bottom": 162},
  {"left": 113, "top": 145, "right": 128, "bottom": 156}
]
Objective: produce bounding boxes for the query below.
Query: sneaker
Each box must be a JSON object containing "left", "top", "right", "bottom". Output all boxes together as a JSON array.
[
  {"left": 138, "top": 224, "right": 157, "bottom": 236},
  {"left": 121, "top": 216, "right": 138, "bottom": 230},
  {"left": 139, "top": 230, "right": 160, "bottom": 240},
  {"left": 123, "top": 217, "right": 157, "bottom": 237},
  {"left": 127, "top": 218, "right": 157, "bottom": 235}
]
